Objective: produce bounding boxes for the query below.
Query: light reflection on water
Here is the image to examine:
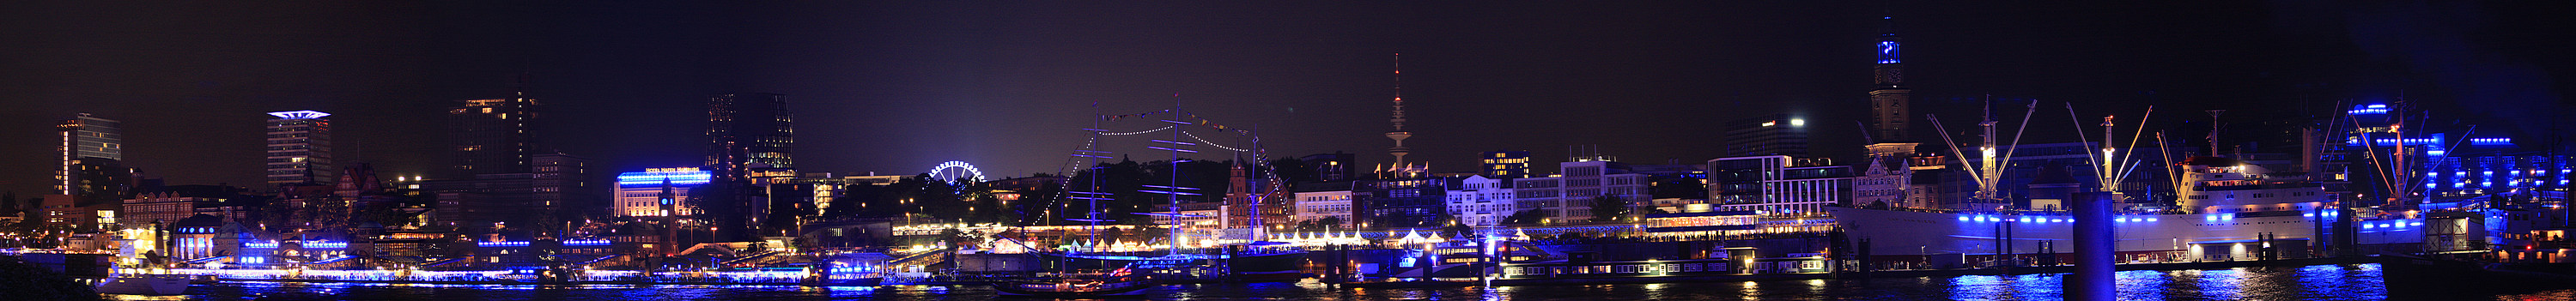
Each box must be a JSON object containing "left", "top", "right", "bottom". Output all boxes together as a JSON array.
[
  {"left": 2195, "top": 268, "right": 2245, "bottom": 300},
  {"left": 152, "top": 263, "right": 2556, "bottom": 300}
]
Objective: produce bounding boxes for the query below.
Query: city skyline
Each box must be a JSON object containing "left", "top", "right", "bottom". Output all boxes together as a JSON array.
[
  {"left": 3, "top": 1, "right": 2571, "bottom": 196},
  {"left": 8, "top": 2, "right": 2576, "bottom": 299}
]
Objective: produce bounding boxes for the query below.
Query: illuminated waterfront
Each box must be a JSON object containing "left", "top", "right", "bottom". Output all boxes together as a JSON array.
[{"left": 111, "top": 263, "right": 2570, "bottom": 300}]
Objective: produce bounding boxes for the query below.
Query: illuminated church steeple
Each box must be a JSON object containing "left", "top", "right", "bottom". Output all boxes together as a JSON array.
[{"left": 1868, "top": 16, "right": 1913, "bottom": 142}]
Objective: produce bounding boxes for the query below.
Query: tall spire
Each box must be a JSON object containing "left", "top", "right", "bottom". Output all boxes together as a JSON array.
[
  {"left": 1869, "top": 16, "right": 1914, "bottom": 142},
  {"left": 1385, "top": 53, "right": 1413, "bottom": 171}
]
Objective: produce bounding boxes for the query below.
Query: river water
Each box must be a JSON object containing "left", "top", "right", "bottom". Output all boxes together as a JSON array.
[{"left": 118, "top": 263, "right": 2576, "bottom": 300}]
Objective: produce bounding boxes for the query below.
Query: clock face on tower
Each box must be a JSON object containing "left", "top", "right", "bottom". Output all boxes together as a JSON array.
[{"left": 1877, "top": 41, "right": 1900, "bottom": 63}]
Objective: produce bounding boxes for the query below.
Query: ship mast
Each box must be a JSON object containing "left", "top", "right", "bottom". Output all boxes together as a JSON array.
[
  {"left": 1927, "top": 97, "right": 2036, "bottom": 208},
  {"left": 2207, "top": 110, "right": 2226, "bottom": 157},
  {"left": 1978, "top": 99, "right": 2002, "bottom": 202},
  {"left": 2101, "top": 115, "right": 2118, "bottom": 190},
  {"left": 1152, "top": 100, "right": 1199, "bottom": 256}
]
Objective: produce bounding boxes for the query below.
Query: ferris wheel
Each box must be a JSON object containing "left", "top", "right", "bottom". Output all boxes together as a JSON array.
[{"left": 930, "top": 160, "right": 986, "bottom": 184}]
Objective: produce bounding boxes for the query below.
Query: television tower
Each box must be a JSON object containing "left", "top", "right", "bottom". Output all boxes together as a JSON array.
[{"left": 1385, "top": 53, "right": 1413, "bottom": 172}]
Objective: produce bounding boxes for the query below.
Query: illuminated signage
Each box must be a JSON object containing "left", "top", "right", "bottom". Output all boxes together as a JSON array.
[
  {"left": 618, "top": 167, "right": 713, "bottom": 185},
  {"left": 267, "top": 110, "right": 331, "bottom": 119}
]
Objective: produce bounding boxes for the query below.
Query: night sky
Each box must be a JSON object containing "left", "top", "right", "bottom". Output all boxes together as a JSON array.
[{"left": 2, "top": 1, "right": 2570, "bottom": 195}]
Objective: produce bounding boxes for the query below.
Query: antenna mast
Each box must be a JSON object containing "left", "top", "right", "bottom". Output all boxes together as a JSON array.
[{"left": 1384, "top": 53, "right": 1413, "bottom": 173}]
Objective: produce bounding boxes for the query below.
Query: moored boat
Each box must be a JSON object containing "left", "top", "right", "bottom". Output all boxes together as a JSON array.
[
  {"left": 94, "top": 274, "right": 192, "bottom": 295},
  {"left": 992, "top": 268, "right": 1151, "bottom": 298},
  {"left": 1838, "top": 157, "right": 2417, "bottom": 265}
]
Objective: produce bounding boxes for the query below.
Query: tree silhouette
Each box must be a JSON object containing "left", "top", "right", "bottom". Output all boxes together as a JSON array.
[
  {"left": 1502, "top": 209, "right": 1547, "bottom": 225},
  {"left": 1588, "top": 195, "right": 1630, "bottom": 223}
]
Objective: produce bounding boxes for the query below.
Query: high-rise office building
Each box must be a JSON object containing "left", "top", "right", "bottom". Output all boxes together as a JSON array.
[
  {"left": 707, "top": 93, "right": 794, "bottom": 176},
  {"left": 264, "top": 111, "right": 336, "bottom": 187},
  {"left": 422, "top": 96, "right": 598, "bottom": 232},
  {"left": 58, "top": 113, "right": 124, "bottom": 196},
  {"left": 531, "top": 153, "right": 596, "bottom": 220},
  {"left": 1722, "top": 113, "right": 1811, "bottom": 157},
  {"left": 1479, "top": 151, "right": 1532, "bottom": 178},
  {"left": 704, "top": 93, "right": 793, "bottom": 242},
  {"left": 446, "top": 97, "right": 538, "bottom": 178}
]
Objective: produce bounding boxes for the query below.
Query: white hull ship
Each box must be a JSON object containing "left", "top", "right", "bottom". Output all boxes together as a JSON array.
[{"left": 1836, "top": 157, "right": 2424, "bottom": 265}]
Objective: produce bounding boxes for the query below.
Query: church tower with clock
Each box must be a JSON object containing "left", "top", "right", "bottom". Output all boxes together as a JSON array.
[{"left": 1868, "top": 16, "right": 1913, "bottom": 142}]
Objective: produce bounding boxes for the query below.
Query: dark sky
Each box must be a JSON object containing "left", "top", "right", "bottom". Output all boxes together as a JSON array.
[{"left": 3, "top": 1, "right": 2571, "bottom": 195}]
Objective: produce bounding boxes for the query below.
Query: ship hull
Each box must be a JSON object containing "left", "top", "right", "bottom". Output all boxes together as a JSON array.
[
  {"left": 95, "top": 275, "right": 192, "bottom": 295},
  {"left": 1054, "top": 251, "right": 1309, "bottom": 281},
  {"left": 1829, "top": 207, "right": 2400, "bottom": 262},
  {"left": 992, "top": 275, "right": 1151, "bottom": 298}
]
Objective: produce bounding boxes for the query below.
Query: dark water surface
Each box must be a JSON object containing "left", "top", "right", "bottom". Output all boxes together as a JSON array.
[{"left": 114, "top": 263, "right": 2576, "bottom": 300}]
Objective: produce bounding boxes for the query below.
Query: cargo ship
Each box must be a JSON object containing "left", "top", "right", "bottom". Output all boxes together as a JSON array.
[{"left": 1834, "top": 157, "right": 2421, "bottom": 266}]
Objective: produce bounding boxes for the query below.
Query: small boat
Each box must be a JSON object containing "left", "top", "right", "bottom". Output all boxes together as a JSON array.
[
  {"left": 94, "top": 274, "right": 191, "bottom": 295},
  {"left": 993, "top": 268, "right": 1151, "bottom": 298}
]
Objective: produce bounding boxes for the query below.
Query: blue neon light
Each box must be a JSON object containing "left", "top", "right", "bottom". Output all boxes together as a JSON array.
[
  {"left": 2349, "top": 134, "right": 2449, "bottom": 147},
  {"left": 2347, "top": 104, "right": 2389, "bottom": 115},
  {"left": 617, "top": 170, "right": 713, "bottom": 185},
  {"left": 1876, "top": 41, "right": 1901, "bottom": 63},
  {"left": 303, "top": 242, "right": 346, "bottom": 249},
  {"left": 246, "top": 243, "right": 280, "bottom": 249},
  {"left": 479, "top": 241, "right": 531, "bottom": 247},
  {"left": 563, "top": 239, "right": 612, "bottom": 246},
  {"left": 829, "top": 264, "right": 877, "bottom": 274}
]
